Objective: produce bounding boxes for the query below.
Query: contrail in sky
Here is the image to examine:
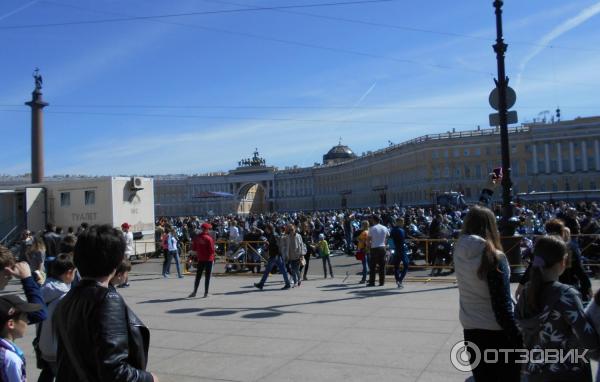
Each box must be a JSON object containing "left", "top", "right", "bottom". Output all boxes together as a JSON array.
[
  {"left": 354, "top": 81, "right": 377, "bottom": 107},
  {"left": 516, "top": 1, "right": 600, "bottom": 87},
  {"left": 0, "top": 0, "right": 39, "bottom": 22}
]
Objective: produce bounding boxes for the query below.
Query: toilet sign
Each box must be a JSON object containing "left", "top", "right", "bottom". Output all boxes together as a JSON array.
[{"left": 489, "top": 86, "right": 516, "bottom": 111}]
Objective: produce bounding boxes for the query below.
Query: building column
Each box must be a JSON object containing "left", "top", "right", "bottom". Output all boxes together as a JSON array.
[
  {"left": 544, "top": 143, "right": 550, "bottom": 173},
  {"left": 532, "top": 144, "right": 538, "bottom": 174},
  {"left": 569, "top": 141, "right": 575, "bottom": 172},
  {"left": 596, "top": 140, "right": 600, "bottom": 171},
  {"left": 582, "top": 141, "right": 588, "bottom": 171},
  {"left": 557, "top": 142, "right": 562, "bottom": 173}
]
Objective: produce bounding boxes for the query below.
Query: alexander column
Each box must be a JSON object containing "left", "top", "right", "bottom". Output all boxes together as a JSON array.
[{"left": 25, "top": 68, "right": 48, "bottom": 184}]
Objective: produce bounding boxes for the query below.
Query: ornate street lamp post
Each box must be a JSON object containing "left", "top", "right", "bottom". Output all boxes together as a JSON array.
[{"left": 493, "top": 0, "right": 514, "bottom": 233}]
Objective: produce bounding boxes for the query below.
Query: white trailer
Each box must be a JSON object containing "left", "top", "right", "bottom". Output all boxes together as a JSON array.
[{"left": 0, "top": 177, "right": 155, "bottom": 257}]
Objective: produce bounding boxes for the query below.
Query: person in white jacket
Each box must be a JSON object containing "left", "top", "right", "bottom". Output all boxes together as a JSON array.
[{"left": 454, "top": 205, "right": 521, "bottom": 382}]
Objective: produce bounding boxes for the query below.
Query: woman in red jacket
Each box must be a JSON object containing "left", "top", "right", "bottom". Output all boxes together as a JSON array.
[{"left": 189, "top": 223, "right": 215, "bottom": 298}]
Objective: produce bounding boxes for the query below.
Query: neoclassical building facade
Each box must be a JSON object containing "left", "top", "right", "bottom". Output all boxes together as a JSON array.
[{"left": 154, "top": 116, "right": 600, "bottom": 216}]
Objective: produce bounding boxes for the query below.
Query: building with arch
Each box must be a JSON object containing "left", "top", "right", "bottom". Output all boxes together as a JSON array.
[{"left": 154, "top": 116, "right": 600, "bottom": 216}]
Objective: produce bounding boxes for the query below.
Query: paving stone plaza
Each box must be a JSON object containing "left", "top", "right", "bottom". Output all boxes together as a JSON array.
[{"left": 5, "top": 257, "right": 598, "bottom": 382}]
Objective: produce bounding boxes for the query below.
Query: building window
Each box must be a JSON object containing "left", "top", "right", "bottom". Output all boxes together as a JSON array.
[
  {"left": 552, "top": 181, "right": 558, "bottom": 192},
  {"left": 463, "top": 149, "right": 470, "bottom": 157},
  {"left": 475, "top": 165, "right": 482, "bottom": 178},
  {"left": 591, "top": 181, "right": 597, "bottom": 190},
  {"left": 453, "top": 149, "right": 460, "bottom": 158},
  {"left": 443, "top": 150, "right": 449, "bottom": 158},
  {"left": 85, "top": 190, "right": 95, "bottom": 206},
  {"left": 432, "top": 150, "right": 438, "bottom": 159},
  {"left": 562, "top": 160, "right": 570, "bottom": 172},
  {"left": 60, "top": 192, "right": 70, "bottom": 207},
  {"left": 474, "top": 148, "right": 481, "bottom": 156},
  {"left": 588, "top": 157, "right": 595, "bottom": 171},
  {"left": 464, "top": 165, "right": 471, "bottom": 178},
  {"left": 550, "top": 160, "right": 558, "bottom": 173}
]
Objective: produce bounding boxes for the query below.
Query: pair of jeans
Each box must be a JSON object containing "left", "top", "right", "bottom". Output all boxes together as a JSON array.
[
  {"left": 393, "top": 251, "right": 409, "bottom": 284},
  {"left": 322, "top": 256, "right": 333, "bottom": 277},
  {"left": 192, "top": 261, "right": 213, "bottom": 295},
  {"left": 289, "top": 259, "right": 301, "bottom": 285},
  {"left": 360, "top": 255, "right": 369, "bottom": 281},
  {"left": 163, "top": 250, "right": 182, "bottom": 277},
  {"left": 301, "top": 253, "right": 311, "bottom": 279},
  {"left": 368, "top": 247, "right": 386, "bottom": 285},
  {"left": 258, "top": 255, "right": 290, "bottom": 286},
  {"left": 463, "top": 329, "right": 521, "bottom": 382}
]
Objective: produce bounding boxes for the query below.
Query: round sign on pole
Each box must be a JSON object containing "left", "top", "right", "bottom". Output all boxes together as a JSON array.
[{"left": 489, "top": 86, "right": 516, "bottom": 110}]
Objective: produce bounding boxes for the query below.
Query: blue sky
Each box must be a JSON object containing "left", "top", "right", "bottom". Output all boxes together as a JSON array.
[{"left": 1, "top": 0, "right": 600, "bottom": 176}]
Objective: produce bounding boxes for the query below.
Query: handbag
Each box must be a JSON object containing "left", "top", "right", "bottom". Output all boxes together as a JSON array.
[
  {"left": 355, "top": 250, "right": 365, "bottom": 261},
  {"left": 300, "top": 256, "right": 306, "bottom": 267}
]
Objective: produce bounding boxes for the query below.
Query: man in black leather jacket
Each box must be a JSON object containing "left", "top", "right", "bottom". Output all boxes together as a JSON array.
[{"left": 54, "top": 225, "right": 157, "bottom": 382}]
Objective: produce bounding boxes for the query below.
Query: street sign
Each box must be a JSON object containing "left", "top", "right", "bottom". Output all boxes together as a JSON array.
[
  {"left": 489, "top": 110, "right": 518, "bottom": 126},
  {"left": 489, "top": 86, "right": 517, "bottom": 110}
]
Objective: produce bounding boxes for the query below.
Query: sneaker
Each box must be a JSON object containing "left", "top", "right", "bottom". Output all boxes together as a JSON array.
[
  {"left": 397, "top": 282, "right": 404, "bottom": 289},
  {"left": 330, "top": 274, "right": 334, "bottom": 278},
  {"left": 162, "top": 274, "right": 168, "bottom": 278},
  {"left": 297, "top": 280, "right": 301, "bottom": 287},
  {"left": 281, "top": 284, "right": 291, "bottom": 290},
  {"left": 203, "top": 292, "right": 208, "bottom": 298},
  {"left": 178, "top": 276, "right": 184, "bottom": 279},
  {"left": 359, "top": 279, "right": 366, "bottom": 284},
  {"left": 188, "top": 292, "right": 196, "bottom": 298},
  {"left": 253, "top": 283, "right": 263, "bottom": 291},
  {"left": 366, "top": 283, "right": 375, "bottom": 287}
]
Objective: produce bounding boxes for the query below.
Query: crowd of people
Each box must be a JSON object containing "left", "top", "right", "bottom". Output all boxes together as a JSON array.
[
  {"left": 1, "top": 222, "right": 157, "bottom": 381},
  {"left": 1, "top": 175, "right": 600, "bottom": 380}
]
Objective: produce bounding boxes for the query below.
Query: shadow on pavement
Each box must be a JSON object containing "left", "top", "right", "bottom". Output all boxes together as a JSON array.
[
  {"left": 242, "top": 311, "right": 283, "bottom": 319},
  {"left": 166, "top": 308, "right": 204, "bottom": 314},
  {"left": 160, "top": 285, "right": 458, "bottom": 320},
  {"left": 198, "top": 310, "right": 238, "bottom": 317},
  {"left": 138, "top": 298, "right": 189, "bottom": 304}
]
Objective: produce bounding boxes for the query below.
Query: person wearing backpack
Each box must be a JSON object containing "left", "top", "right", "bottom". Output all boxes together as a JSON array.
[
  {"left": 317, "top": 234, "right": 333, "bottom": 278},
  {"left": 36, "top": 253, "right": 76, "bottom": 381},
  {"left": 254, "top": 224, "right": 291, "bottom": 290}
]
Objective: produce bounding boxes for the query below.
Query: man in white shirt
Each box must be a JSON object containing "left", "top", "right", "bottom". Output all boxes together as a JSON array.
[
  {"left": 229, "top": 220, "right": 241, "bottom": 243},
  {"left": 120, "top": 222, "right": 134, "bottom": 288},
  {"left": 367, "top": 215, "right": 389, "bottom": 287}
]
